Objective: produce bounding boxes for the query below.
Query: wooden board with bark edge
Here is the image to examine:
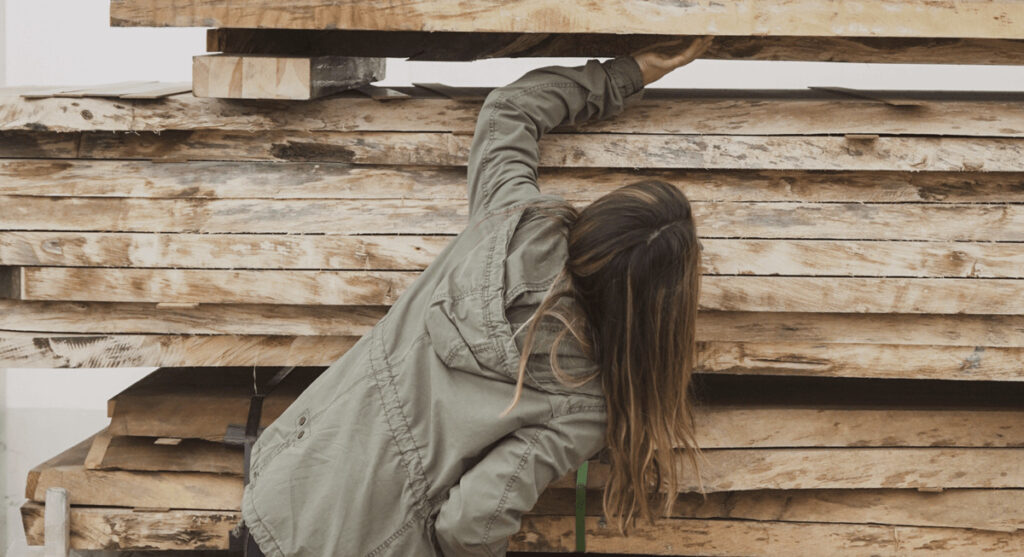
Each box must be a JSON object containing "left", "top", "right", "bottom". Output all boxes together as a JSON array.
[
  {"left": 3, "top": 198, "right": 1023, "bottom": 240},
  {"left": 7, "top": 91, "right": 1024, "bottom": 136},
  {"left": 206, "top": 28, "right": 1024, "bottom": 66},
  {"left": 509, "top": 515, "right": 1024, "bottom": 555},
  {"left": 6, "top": 332, "right": 1024, "bottom": 376},
  {"left": 109, "top": 0, "right": 1024, "bottom": 39},
  {"left": 550, "top": 447, "right": 1024, "bottom": 492},
  {"left": 11, "top": 268, "right": 1024, "bottom": 314},
  {"left": 531, "top": 487, "right": 1024, "bottom": 533},
  {"left": 2, "top": 162, "right": 1024, "bottom": 204},
  {"left": 19, "top": 499, "right": 1024, "bottom": 552},
  {"left": 3, "top": 303, "right": 1023, "bottom": 346},
  {"left": 3, "top": 232, "right": 1022, "bottom": 279},
  {"left": 6, "top": 130, "right": 1024, "bottom": 172},
  {"left": 86, "top": 434, "right": 242, "bottom": 475},
  {"left": 25, "top": 434, "right": 241, "bottom": 509},
  {"left": 106, "top": 366, "right": 323, "bottom": 441},
  {"left": 27, "top": 437, "right": 1024, "bottom": 509}
]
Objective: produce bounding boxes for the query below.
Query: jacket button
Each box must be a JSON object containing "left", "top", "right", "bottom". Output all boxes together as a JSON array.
[
  {"left": 297, "top": 430, "right": 305, "bottom": 439},
  {"left": 298, "top": 416, "right": 306, "bottom": 426}
]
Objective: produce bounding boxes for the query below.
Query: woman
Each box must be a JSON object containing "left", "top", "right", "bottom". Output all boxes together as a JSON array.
[{"left": 240, "top": 36, "right": 713, "bottom": 556}]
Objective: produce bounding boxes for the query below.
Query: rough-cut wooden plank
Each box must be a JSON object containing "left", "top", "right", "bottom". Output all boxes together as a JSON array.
[
  {"left": 107, "top": 366, "right": 322, "bottom": 441},
  {"left": 551, "top": 448, "right": 1024, "bottom": 492},
  {"left": 3, "top": 232, "right": 1021, "bottom": 279},
  {"left": 698, "top": 342, "right": 1024, "bottom": 381},
  {"left": 21, "top": 503, "right": 237, "bottom": 551},
  {"left": 0, "top": 232, "right": 451, "bottom": 271},
  {"left": 4, "top": 302, "right": 1022, "bottom": 347},
  {"left": 6, "top": 129, "right": 1024, "bottom": 172},
  {"left": 109, "top": 0, "right": 1024, "bottom": 39},
  {"left": 6, "top": 329, "right": 1024, "bottom": 378},
  {"left": 14, "top": 268, "right": 1024, "bottom": 315},
  {"left": 3, "top": 162, "right": 1024, "bottom": 204},
  {"left": 8, "top": 89, "right": 1024, "bottom": 136},
  {"left": 510, "top": 515, "right": 1024, "bottom": 555},
  {"left": 25, "top": 434, "right": 241, "bottom": 509},
  {"left": 533, "top": 487, "right": 1024, "bottom": 533},
  {"left": 4, "top": 197, "right": 1022, "bottom": 241},
  {"left": 0, "top": 332, "right": 356, "bottom": 367},
  {"left": 192, "top": 54, "right": 383, "bottom": 100},
  {"left": 89, "top": 436, "right": 241, "bottom": 474},
  {"left": 75, "top": 130, "right": 1024, "bottom": 171},
  {"left": 21, "top": 496, "right": 1024, "bottom": 552},
  {"left": 207, "top": 28, "right": 1024, "bottom": 66},
  {"left": 0, "top": 300, "right": 388, "bottom": 336}
]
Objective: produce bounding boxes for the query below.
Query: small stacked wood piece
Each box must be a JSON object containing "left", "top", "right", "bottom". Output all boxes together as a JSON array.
[{"left": 5, "top": 0, "right": 1024, "bottom": 554}]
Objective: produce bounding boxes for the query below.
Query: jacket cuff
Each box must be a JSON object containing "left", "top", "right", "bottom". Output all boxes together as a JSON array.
[{"left": 605, "top": 56, "right": 645, "bottom": 100}]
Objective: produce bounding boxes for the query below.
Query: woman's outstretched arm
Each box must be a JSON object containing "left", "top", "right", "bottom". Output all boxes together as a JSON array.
[{"left": 465, "top": 56, "right": 645, "bottom": 218}]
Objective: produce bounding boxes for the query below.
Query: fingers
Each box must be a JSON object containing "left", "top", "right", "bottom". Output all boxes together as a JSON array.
[{"left": 667, "top": 35, "right": 714, "bottom": 65}]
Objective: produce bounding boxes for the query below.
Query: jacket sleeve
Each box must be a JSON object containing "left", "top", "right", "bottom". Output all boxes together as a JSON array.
[
  {"left": 466, "top": 56, "right": 646, "bottom": 218},
  {"left": 434, "top": 408, "right": 607, "bottom": 556}
]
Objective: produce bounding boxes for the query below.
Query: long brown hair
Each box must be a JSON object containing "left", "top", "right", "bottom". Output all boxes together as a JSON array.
[{"left": 500, "top": 179, "right": 708, "bottom": 534}]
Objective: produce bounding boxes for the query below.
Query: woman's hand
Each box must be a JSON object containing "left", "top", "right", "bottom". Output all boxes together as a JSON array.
[{"left": 631, "top": 35, "right": 714, "bottom": 86}]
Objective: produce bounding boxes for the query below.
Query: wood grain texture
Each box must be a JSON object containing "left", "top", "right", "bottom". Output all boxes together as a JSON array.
[
  {"left": 4, "top": 232, "right": 1021, "bottom": 278},
  {"left": 14, "top": 268, "right": 1024, "bottom": 314},
  {"left": 207, "top": 29, "right": 1024, "bottom": 65},
  {"left": 5, "top": 129, "right": 1022, "bottom": 172},
  {"left": 107, "top": 366, "right": 322, "bottom": 441},
  {"left": 551, "top": 448, "right": 1024, "bottom": 492},
  {"left": 109, "top": 0, "right": 1024, "bottom": 39},
  {"left": 0, "top": 332, "right": 355, "bottom": 367},
  {"left": 88, "top": 435, "right": 242, "bottom": 474},
  {"left": 510, "top": 515, "right": 1024, "bottom": 555},
  {"left": 7, "top": 89, "right": 1024, "bottom": 136},
  {"left": 192, "top": 54, "right": 383, "bottom": 100},
  {"left": 26, "top": 434, "right": 241, "bottom": 509},
  {"left": 4, "top": 197, "right": 1022, "bottom": 240},
  {"left": 20, "top": 496, "right": 1024, "bottom": 552},
  {"left": 5, "top": 303, "right": 1022, "bottom": 346},
  {"left": 21, "top": 503, "right": 237, "bottom": 550},
  {"left": 532, "top": 488, "right": 1024, "bottom": 533},
  {"left": 3, "top": 161, "right": 1024, "bottom": 203}
]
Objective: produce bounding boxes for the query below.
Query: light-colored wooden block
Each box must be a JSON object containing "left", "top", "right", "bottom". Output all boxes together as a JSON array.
[{"left": 192, "top": 54, "right": 383, "bottom": 100}]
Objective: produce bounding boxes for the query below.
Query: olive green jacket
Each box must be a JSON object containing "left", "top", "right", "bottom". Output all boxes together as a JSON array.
[{"left": 241, "top": 56, "right": 646, "bottom": 556}]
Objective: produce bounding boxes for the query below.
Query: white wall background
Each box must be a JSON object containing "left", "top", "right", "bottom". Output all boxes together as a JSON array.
[{"left": 3, "top": 0, "right": 1024, "bottom": 552}]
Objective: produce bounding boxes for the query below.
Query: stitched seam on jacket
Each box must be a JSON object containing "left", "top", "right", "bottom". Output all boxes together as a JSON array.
[
  {"left": 242, "top": 484, "right": 287, "bottom": 557},
  {"left": 364, "top": 513, "right": 421, "bottom": 557},
  {"left": 480, "top": 427, "right": 546, "bottom": 554},
  {"left": 368, "top": 328, "right": 431, "bottom": 529}
]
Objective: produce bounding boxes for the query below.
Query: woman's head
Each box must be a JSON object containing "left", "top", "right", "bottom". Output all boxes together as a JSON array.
[{"left": 503, "top": 179, "right": 707, "bottom": 534}]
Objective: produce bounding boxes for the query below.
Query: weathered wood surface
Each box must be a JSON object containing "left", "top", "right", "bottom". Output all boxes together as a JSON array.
[
  {"left": 21, "top": 503, "right": 237, "bottom": 551},
  {"left": 193, "top": 54, "right": 384, "bottom": 100},
  {"left": 207, "top": 28, "right": 1024, "bottom": 66},
  {"left": 5, "top": 130, "right": 1024, "bottom": 172},
  {"left": 109, "top": 0, "right": 1024, "bottom": 39},
  {"left": 107, "top": 366, "right": 322, "bottom": 441},
  {"left": 7, "top": 89, "right": 1024, "bottom": 136},
  {"left": 510, "top": 515, "right": 1024, "bottom": 555},
  {"left": 0, "top": 332, "right": 356, "bottom": 367},
  {"left": 5, "top": 303, "right": 1022, "bottom": 345},
  {"left": 88, "top": 435, "right": 242, "bottom": 474},
  {"left": 2, "top": 162, "right": 1024, "bottom": 203},
  {"left": 13, "top": 268, "right": 1024, "bottom": 314},
  {"left": 3, "top": 232, "right": 1021, "bottom": 278},
  {"left": 23, "top": 488, "right": 1024, "bottom": 551},
  {"left": 25, "top": 435, "right": 241, "bottom": 509},
  {"left": 5, "top": 197, "right": 1023, "bottom": 241},
  {"left": 533, "top": 487, "right": 1024, "bottom": 533},
  {"left": 5, "top": 331, "right": 1024, "bottom": 376},
  {"left": 552, "top": 448, "right": 1024, "bottom": 492},
  {"left": 29, "top": 436, "right": 1024, "bottom": 510}
]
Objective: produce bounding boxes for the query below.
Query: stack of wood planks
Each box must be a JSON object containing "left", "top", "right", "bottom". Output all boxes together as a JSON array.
[{"left": 5, "top": 0, "right": 1024, "bottom": 554}]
